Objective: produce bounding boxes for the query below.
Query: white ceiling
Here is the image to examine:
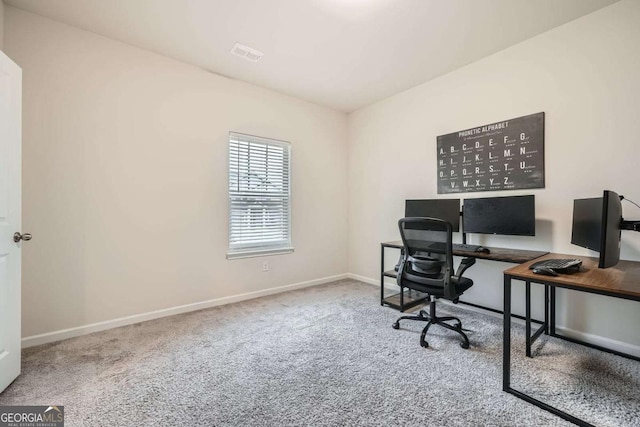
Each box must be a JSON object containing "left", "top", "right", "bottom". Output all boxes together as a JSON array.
[{"left": 5, "top": 0, "right": 618, "bottom": 112}]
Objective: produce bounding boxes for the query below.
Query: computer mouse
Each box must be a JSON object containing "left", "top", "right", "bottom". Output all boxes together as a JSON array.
[
  {"left": 475, "top": 246, "right": 490, "bottom": 254},
  {"left": 532, "top": 266, "right": 558, "bottom": 276}
]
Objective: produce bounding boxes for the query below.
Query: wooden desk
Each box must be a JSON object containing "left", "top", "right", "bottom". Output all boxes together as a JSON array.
[
  {"left": 503, "top": 253, "right": 640, "bottom": 426},
  {"left": 380, "top": 240, "right": 548, "bottom": 311}
]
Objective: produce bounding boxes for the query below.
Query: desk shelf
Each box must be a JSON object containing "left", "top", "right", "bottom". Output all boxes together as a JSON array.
[
  {"left": 382, "top": 289, "right": 429, "bottom": 311},
  {"left": 383, "top": 270, "right": 397, "bottom": 278},
  {"left": 381, "top": 269, "right": 429, "bottom": 311},
  {"left": 380, "top": 245, "right": 431, "bottom": 311}
]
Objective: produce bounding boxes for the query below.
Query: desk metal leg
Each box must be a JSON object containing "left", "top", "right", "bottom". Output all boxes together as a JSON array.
[
  {"left": 507, "top": 389, "right": 595, "bottom": 427},
  {"left": 380, "top": 244, "right": 384, "bottom": 306},
  {"left": 544, "top": 285, "right": 549, "bottom": 335},
  {"left": 550, "top": 286, "right": 556, "bottom": 335},
  {"left": 525, "top": 280, "right": 548, "bottom": 358},
  {"left": 503, "top": 275, "right": 511, "bottom": 391},
  {"left": 503, "top": 277, "right": 597, "bottom": 427},
  {"left": 525, "top": 280, "right": 531, "bottom": 357}
]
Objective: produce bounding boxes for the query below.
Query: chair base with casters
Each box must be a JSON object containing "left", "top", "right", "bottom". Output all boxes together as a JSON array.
[{"left": 392, "top": 295, "right": 469, "bottom": 349}]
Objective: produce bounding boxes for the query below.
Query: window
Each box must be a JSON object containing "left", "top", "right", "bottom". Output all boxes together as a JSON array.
[{"left": 227, "top": 132, "right": 292, "bottom": 258}]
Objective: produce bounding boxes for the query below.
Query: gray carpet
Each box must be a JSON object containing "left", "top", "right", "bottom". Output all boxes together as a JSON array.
[{"left": 1, "top": 280, "right": 638, "bottom": 426}]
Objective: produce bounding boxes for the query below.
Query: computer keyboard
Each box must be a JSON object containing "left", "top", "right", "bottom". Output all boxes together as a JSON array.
[{"left": 529, "top": 258, "right": 582, "bottom": 272}]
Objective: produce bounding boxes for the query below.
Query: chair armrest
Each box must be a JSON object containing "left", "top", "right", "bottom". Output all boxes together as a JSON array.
[
  {"left": 455, "top": 257, "right": 476, "bottom": 278},
  {"left": 396, "top": 259, "right": 406, "bottom": 288}
]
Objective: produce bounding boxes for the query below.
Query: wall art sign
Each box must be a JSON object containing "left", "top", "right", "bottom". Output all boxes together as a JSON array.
[{"left": 436, "top": 112, "right": 545, "bottom": 194}]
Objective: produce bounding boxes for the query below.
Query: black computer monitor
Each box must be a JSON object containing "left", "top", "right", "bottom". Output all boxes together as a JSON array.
[
  {"left": 571, "top": 190, "right": 622, "bottom": 268},
  {"left": 462, "top": 195, "right": 535, "bottom": 236},
  {"left": 405, "top": 199, "right": 461, "bottom": 232}
]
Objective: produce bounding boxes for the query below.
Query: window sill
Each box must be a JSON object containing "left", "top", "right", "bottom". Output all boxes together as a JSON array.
[{"left": 226, "top": 247, "right": 295, "bottom": 260}]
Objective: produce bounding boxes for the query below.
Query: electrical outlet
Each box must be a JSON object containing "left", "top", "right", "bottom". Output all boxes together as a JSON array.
[{"left": 262, "top": 261, "right": 269, "bottom": 272}]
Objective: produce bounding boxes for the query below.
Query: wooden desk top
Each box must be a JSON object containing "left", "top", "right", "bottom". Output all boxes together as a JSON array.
[
  {"left": 504, "top": 253, "right": 640, "bottom": 301},
  {"left": 381, "top": 241, "right": 548, "bottom": 264}
]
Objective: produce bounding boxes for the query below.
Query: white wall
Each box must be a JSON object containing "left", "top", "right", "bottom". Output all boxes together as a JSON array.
[
  {"left": 5, "top": 7, "right": 348, "bottom": 338},
  {"left": 0, "top": 0, "right": 5, "bottom": 50},
  {"left": 348, "top": 0, "right": 640, "bottom": 349}
]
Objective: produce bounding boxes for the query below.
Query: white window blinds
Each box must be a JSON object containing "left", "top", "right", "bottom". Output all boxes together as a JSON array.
[{"left": 228, "top": 132, "right": 292, "bottom": 257}]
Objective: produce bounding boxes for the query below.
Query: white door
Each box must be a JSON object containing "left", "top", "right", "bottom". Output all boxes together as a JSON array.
[{"left": 0, "top": 51, "right": 23, "bottom": 393}]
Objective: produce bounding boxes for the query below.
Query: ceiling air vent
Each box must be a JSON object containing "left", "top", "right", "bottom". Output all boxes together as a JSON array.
[{"left": 230, "top": 43, "right": 263, "bottom": 63}]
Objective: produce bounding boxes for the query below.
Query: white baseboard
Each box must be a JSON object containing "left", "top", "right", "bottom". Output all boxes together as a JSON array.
[
  {"left": 347, "top": 272, "right": 377, "bottom": 286},
  {"left": 553, "top": 326, "right": 640, "bottom": 358},
  {"left": 350, "top": 272, "right": 640, "bottom": 358},
  {"left": 22, "top": 273, "right": 348, "bottom": 348},
  {"left": 348, "top": 272, "right": 398, "bottom": 290}
]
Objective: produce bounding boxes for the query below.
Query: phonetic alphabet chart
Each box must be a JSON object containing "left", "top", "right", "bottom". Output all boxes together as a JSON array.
[{"left": 437, "top": 112, "right": 545, "bottom": 194}]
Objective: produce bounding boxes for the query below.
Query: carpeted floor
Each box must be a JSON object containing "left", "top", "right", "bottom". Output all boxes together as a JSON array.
[{"left": 1, "top": 280, "right": 638, "bottom": 426}]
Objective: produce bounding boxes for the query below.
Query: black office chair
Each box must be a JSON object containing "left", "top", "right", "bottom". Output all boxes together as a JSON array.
[{"left": 392, "top": 217, "right": 476, "bottom": 348}]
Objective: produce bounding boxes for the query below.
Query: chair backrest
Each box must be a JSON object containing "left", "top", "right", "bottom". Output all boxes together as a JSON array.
[{"left": 398, "top": 217, "right": 454, "bottom": 297}]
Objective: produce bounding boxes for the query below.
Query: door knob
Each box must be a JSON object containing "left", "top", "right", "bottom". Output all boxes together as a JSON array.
[{"left": 13, "top": 232, "right": 32, "bottom": 243}]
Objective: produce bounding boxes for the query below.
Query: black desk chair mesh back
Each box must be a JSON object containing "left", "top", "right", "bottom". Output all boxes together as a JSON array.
[{"left": 392, "top": 217, "right": 476, "bottom": 348}]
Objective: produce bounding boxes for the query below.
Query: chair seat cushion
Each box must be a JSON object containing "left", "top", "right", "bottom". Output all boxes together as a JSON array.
[{"left": 403, "top": 271, "right": 473, "bottom": 298}]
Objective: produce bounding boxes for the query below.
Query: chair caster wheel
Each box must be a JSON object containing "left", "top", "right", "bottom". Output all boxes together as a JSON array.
[
  {"left": 420, "top": 341, "right": 429, "bottom": 348},
  {"left": 460, "top": 342, "right": 469, "bottom": 349},
  {"left": 392, "top": 322, "right": 399, "bottom": 329}
]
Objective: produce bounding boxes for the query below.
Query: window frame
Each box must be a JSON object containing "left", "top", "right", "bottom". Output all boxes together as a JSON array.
[{"left": 226, "top": 132, "right": 293, "bottom": 259}]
